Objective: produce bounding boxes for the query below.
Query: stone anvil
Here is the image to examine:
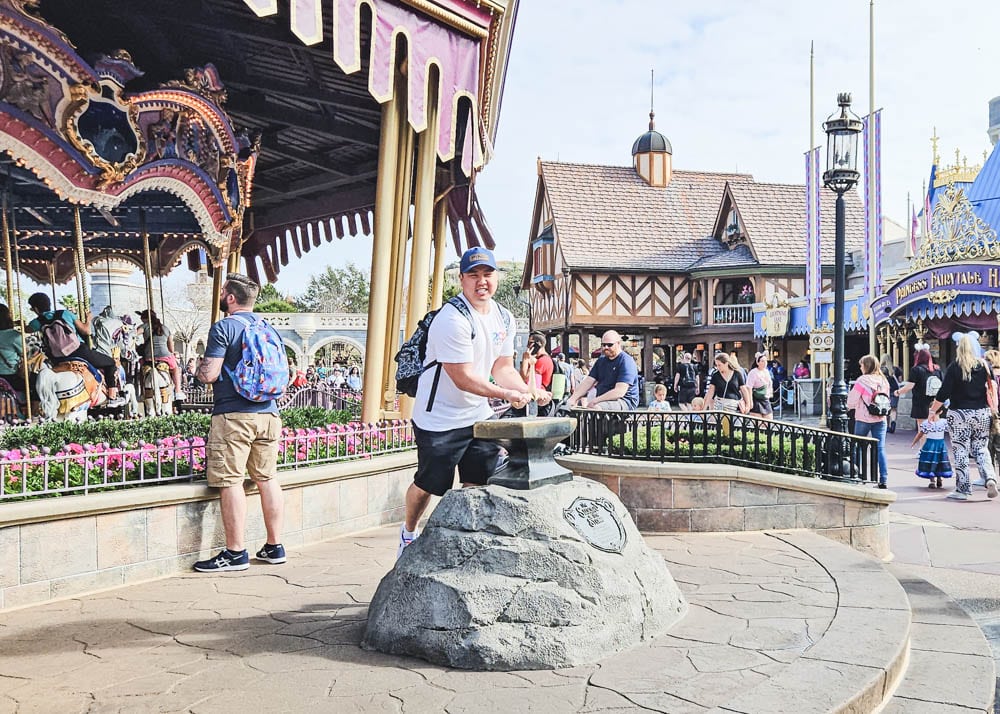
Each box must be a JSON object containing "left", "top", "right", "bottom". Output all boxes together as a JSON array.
[{"left": 477, "top": 416, "right": 575, "bottom": 490}]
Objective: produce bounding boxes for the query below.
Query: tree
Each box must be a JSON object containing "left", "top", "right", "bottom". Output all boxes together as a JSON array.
[
  {"left": 163, "top": 280, "right": 213, "bottom": 359},
  {"left": 493, "top": 261, "right": 528, "bottom": 319},
  {"left": 58, "top": 295, "right": 79, "bottom": 313},
  {"left": 256, "top": 283, "right": 298, "bottom": 313},
  {"left": 298, "top": 263, "right": 370, "bottom": 313},
  {"left": 256, "top": 298, "right": 298, "bottom": 313}
]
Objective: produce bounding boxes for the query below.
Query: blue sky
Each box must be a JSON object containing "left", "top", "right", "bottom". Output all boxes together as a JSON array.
[{"left": 267, "top": 1, "right": 1000, "bottom": 292}]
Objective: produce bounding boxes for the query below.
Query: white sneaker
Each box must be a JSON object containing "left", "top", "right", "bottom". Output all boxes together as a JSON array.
[
  {"left": 972, "top": 478, "right": 987, "bottom": 487},
  {"left": 987, "top": 480, "right": 998, "bottom": 499},
  {"left": 397, "top": 524, "right": 418, "bottom": 559},
  {"left": 946, "top": 490, "right": 969, "bottom": 501}
]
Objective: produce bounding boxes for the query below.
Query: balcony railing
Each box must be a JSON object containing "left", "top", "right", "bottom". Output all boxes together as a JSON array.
[{"left": 713, "top": 304, "right": 753, "bottom": 325}]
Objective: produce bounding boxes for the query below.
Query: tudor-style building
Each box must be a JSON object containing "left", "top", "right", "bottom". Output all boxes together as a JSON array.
[{"left": 521, "top": 112, "right": 865, "bottom": 377}]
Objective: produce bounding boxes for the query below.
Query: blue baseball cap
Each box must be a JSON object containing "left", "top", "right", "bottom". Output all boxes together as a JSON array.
[{"left": 459, "top": 247, "right": 499, "bottom": 274}]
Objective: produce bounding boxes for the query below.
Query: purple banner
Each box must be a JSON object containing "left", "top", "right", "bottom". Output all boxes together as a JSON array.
[
  {"left": 862, "top": 116, "right": 871, "bottom": 303},
  {"left": 813, "top": 146, "right": 821, "bottom": 318},
  {"left": 874, "top": 109, "right": 883, "bottom": 299},
  {"left": 805, "top": 149, "right": 814, "bottom": 322}
]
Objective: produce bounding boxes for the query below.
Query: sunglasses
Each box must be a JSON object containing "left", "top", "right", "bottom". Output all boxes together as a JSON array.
[{"left": 601, "top": 342, "right": 617, "bottom": 348}]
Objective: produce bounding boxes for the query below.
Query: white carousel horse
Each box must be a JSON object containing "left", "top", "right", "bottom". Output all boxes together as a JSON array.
[
  {"left": 93, "top": 309, "right": 141, "bottom": 381},
  {"left": 28, "top": 350, "right": 107, "bottom": 423},
  {"left": 141, "top": 360, "right": 174, "bottom": 416}
]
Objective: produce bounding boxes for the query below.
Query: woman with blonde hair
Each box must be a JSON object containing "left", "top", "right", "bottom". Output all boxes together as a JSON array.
[
  {"left": 846, "top": 354, "right": 891, "bottom": 488},
  {"left": 928, "top": 333, "right": 998, "bottom": 500},
  {"left": 703, "top": 352, "right": 751, "bottom": 413}
]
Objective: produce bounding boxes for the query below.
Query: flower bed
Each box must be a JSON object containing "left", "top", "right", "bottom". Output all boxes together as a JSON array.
[{"left": 0, "top": 408, "right": 414, "bottom": 501}]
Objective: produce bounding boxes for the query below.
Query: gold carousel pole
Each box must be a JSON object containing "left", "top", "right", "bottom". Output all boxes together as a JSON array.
[
  {"left": 430, "top": 195, "right": 448, "bottom": 311},
  {"left": 209, "top": 260, "right": 222, "bottom": 327},
  {"left": 382, "top": 92, "right": 415, "bottom": 416},
  {"left": 1, "top": 193, "right": 13, "bottom": 310},
  {"left": 361, "top": 64, "right": 402, "bottom": 423},
  {"left": 72, "top": 206, "right": 91, "bottom": 347},
  {"left": 48, "top": 262, "right": 56, "bottom": 306},
  {"left": 9, "top": 201, "right": 31, "bottom": 421},
  {"left": 400, "top": 78, "right": 440, "bottom": 420},
  {"left": 139, "top": 211, "right": 156, "bottom": 369}
]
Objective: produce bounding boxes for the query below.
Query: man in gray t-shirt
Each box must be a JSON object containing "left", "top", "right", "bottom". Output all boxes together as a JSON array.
[{"left": 192, "top": 273, "right": 285, "bottom": 573}]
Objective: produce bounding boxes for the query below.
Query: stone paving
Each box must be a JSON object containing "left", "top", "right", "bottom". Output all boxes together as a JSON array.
[{"left": 0, "top": 527, "right": 844, "bottom": 713}]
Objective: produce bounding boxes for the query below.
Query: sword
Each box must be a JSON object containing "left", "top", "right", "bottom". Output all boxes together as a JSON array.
[{"left": 526, "top": 398, "right": 538, "bottom": 418}]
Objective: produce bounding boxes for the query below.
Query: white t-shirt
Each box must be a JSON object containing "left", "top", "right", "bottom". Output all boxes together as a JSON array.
[{"left": 412, "top": 295, "right": 514, "bottom": 431}]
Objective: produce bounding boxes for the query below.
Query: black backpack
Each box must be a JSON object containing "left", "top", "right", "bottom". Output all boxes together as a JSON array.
[
  {"left": 394, "top": 297, "right": 474, "bottom": 400},
  {"left": 679, "top": 364, "right": 696, "bottom": 388}
]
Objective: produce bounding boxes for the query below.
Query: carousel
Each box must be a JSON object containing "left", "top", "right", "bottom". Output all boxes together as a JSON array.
[{"left": 0, "top": 2, "right": 256, "bottom": 421}]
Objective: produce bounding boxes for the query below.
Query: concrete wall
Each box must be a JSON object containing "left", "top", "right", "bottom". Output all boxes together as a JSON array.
[
  {"left": 0, "top": 453, "right": 416, "bottom": 611},
  {"left": 561, "top": 454, "right": 894, "bottom": 560}
]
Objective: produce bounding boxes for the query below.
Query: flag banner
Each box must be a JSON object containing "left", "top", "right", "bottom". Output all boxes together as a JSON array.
[
  {"left": 862, "top": 116, "right": 871, "bottom": 304},
  {"left": 813, "top": 146, "right": 821, "bottom": 322},
  {"left": 911, "top": 206, "right": 918, "bottom": 255},
  {"left": 805, "top": 149, "right": 814, "bottom": 323},
  {"left": 873, "top": 109, "right": 883, "bottom": 300},
  {"left": 925, "top": 164, "right": 936, "bottom": 236}
]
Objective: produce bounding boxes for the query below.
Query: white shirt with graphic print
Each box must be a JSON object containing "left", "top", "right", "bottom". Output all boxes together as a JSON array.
[{"left": 412, "top": 294, "right": 514, "bottom": 432}]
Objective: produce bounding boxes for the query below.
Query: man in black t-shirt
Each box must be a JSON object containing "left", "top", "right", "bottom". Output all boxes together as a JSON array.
[{"left": 673, "top": 352, "right": 699, "bottom": 408}]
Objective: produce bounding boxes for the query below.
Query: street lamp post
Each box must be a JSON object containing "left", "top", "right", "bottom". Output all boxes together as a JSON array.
[{"left": 822, "top": 93, "right": 863, "bottom": 437}]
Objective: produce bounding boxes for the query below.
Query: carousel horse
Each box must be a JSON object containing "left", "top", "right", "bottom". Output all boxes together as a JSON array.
[
  {"left": 141, "top": 359, "right": 174, "bottom": 416},
  {"left": 28, "top": 349, "right": 107, "bottom": 423},
  {"left": 93, "top": 308, "right": 141, "bottom": 382}
]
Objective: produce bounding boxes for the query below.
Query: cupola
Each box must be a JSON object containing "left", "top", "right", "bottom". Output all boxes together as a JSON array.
[{"left": 631, "top": 77, "right": 672, "bottom": 187}]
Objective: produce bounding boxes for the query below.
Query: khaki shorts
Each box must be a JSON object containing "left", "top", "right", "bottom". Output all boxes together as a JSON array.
[{"left": 206, "top": 412, "right": 282, "bottom": 488}]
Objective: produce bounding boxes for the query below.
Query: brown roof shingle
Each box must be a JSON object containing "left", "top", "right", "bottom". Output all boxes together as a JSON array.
[
  {"left": 541, "top": 162, "right": 753, "bottom": 271},
  {"left": 540, "top": 161, "right": 866, "bottom": 272},
  {"left": 728, "top": 181, "right": 865, "bottom": 265}
]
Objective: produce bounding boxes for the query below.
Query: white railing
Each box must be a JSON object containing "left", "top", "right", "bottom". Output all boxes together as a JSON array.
[
  {"left": 713, "top": 304, "right": 753, "bottom": 325},
  {"left": 257, "top": 312, "right": 369, "bottom": 330},
  {"left": 258, "top": 312, "right": 530, "bottom": 334}
]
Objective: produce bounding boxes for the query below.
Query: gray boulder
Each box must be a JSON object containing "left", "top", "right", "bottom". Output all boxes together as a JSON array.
[{"left": 362, "top": 477, "right": 687, "bottom": 670}]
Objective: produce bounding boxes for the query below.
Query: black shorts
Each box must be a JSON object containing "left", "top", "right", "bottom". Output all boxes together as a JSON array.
[
  {"left": 412, "top": 423, "right": 502, "bottom": 497},
  {"left": 751, "top": 398, "right": 773, "bottom": 415}
]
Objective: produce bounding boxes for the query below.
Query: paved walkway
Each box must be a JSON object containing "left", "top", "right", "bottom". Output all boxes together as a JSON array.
[
  {"left": 880, "top": 425, "right": 1000, "bottom": 712},
  {"left": 0, "top": 529, "right": 847, "bottom": 713},
  {"left": 1, "top": 421, "right": 998, "bottom": 712}
]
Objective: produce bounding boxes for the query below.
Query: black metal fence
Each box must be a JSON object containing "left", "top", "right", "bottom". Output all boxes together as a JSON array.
[{"left": 566, "top": 409, "right": 879, "bottom": 483}]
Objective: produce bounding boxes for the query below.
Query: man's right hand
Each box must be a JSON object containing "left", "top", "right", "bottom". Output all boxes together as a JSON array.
[{"left": 504, "top": 389, "right": 533, "bottom": 409}]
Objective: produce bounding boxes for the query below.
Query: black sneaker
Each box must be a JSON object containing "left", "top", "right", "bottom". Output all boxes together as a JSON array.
[
  {"left": 193, "top": 549, "right": 250, "bottom": 572},
  {"left": 255, "top": 543, "right": 286, "bottom": 564}
]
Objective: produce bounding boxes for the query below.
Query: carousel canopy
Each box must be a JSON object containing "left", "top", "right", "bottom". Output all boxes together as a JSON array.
[{"left": 30, "top": 0, "right": 516, "bottom": 284}]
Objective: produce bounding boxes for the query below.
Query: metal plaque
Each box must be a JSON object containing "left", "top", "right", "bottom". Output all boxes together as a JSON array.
[{"left": 562, "top": 497, "right": 627, "bottom": 554}]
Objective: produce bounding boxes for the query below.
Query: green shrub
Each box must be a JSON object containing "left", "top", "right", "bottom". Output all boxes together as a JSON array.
[
  {"left": 0, "top": 407, "right": 353, "bottom": 452},
  {"left": 610, "top": 426, "right": 818, "bottom": 474}
]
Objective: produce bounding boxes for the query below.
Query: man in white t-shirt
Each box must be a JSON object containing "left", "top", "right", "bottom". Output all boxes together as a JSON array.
[{"left": 399, "top": 247, "right": 548, "bottom": 557}]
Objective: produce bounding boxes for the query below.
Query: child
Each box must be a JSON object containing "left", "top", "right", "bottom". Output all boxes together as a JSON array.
[
  {"left": 649, "top": 384, "right": 671, "bottom": 411},
  {"left": 912, "top": 407, "right": 952, "bottom": 489},
  {"left": 689, "top": 396, "right": 706, "bottom": 423}
]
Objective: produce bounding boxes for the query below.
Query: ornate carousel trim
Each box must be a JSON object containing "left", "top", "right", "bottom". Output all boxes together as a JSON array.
[{"left": 910, "top": 182, "right": 1000, "bottom": 270}]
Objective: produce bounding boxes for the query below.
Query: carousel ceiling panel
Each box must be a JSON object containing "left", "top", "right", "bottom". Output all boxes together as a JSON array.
[{"left": 38, "top": 0, "right": 382, "bottom": 216}]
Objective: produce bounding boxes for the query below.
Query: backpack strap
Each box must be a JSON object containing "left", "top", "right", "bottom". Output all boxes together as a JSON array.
[{"left": 425, "top": 297, "right": 477, "bottom": 412}]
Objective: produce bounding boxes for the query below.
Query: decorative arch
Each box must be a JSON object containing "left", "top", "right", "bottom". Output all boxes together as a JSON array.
[{"left": 308, "top": 334, "right": 365, "bottom": 363}]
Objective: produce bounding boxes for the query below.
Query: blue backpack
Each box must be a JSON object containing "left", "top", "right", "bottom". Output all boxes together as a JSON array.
[{"left": 225, "top": 313, "right": 289, "bottom": 402}]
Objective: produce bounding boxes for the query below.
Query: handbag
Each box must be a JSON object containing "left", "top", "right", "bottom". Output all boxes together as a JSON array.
[
  {"left": 752, "top": 386, "right": 768, "bottom": 401},
  {"left": 714, "top": 397, "right": 742, "bottom": 413}
]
